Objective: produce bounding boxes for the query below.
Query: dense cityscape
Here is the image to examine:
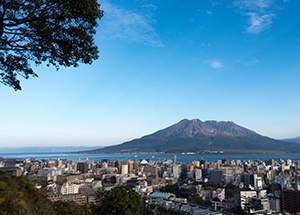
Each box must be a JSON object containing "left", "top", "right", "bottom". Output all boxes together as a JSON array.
[
  {"left": 1, "top": 0, "right": 300, "bottom": 214},
  {"left": 1, "top": 154, "right": 300, "bottom": 214}
]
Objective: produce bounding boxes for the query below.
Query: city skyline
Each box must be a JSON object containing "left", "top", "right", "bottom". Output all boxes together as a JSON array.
[{"left": 1, "top": 0, "right": 300, "bottom": 147}]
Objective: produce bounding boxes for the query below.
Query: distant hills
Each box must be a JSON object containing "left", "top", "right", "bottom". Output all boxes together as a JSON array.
[
  {"left": 282, "top": 136, "right": 300, "bottom": 144},
  {"left": 0, "top": 146, "right": 101, "bottom": 153},
  {"left": 84, "top": 119, "right": 300, "bottom": 154}
]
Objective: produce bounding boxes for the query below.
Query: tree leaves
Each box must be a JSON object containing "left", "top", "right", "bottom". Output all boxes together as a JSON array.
[
  {"left": 0, "top": 171, "right": 56, "bottom": 214},
  {"left": 93, "top": 187, "right": 143, "bottom": 215},
  {"left": 0, "top": 0, "right": 103, "bottom": 90}
]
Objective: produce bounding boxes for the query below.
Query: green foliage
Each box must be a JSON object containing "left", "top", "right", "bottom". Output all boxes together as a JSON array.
[
  {"left": 189, "top": 194, "right": 205, "bottom": 206},
  {"left": 153, "top": 204, "right": 164, "bottom": 215},
  {"left": 225, "top": 184, "right": 238, "bottom": 199},
  {"left": 225, "top": 183, "right": 238, "bottom": 190},
  {"left": 93, "top": 187, "right": 143, "bottom": 215},
  {"left": 53, "top": 201, "right": 92, "bottom": 215},
  {"left": 225, "top": 189, "right": 234, "bottom": 198},
  {"left": 0, "top": 171, "right": 97, "bottom": 215},
  {"left": 150, "top": 203, "right": 183, "bottom": 215},
  {"left": 0, "top": 0, "right": 103, "bottom": 90},
  {"left": 160, "top": 183, "right": 179, "bottom": 195},
  {"left": 0, "top": 171, "right": 56, "bottom": 215}
]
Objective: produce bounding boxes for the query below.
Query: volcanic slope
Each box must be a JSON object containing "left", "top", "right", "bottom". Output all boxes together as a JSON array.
[{"left": 88, "top": 119, "right": 300, "bottom": 153}]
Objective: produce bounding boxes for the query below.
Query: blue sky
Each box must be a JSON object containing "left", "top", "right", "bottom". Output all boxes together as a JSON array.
[{"left": 1, "top": 0, "right": 300, "bottom": 147}]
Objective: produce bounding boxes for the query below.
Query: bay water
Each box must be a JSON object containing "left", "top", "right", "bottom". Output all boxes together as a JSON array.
[{"left": 1, "top": 152, "right": 300, "bottom": 164}]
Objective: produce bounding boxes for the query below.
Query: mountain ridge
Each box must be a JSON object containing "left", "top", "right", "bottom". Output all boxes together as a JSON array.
[
  {"left": 282, "top": 136, "right": 300, "bottom": 144},
  {"left": 148, "top": 119, "right": 258, "bottom": 138},
  {"left": 84, "top": 119, "right": 300, "bottom": 154}
]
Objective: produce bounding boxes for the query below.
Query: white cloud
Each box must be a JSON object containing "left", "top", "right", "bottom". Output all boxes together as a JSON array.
[
  {"left": 210, "top": 1, "right": 221, "bottom": 7},
  {"left": 100, "top": 1, "right": 163, "bottom": 47},
  {"left": 209, "top": 59, "right": 224, "bottom": 69},
  {"left": 245, "top": 59, "right": 260, "bottom": 66},
  {"left": 206, "top": 10, "right": 213, "bottom": 15},
  {"left": 142, "top": 4, "right": 157, "bottom": 10},
  {"left": 233, "top": 0, "right": 275, "bottom": 34},
  {"left": 234, "top": 0, "right": 274, "bottom": 10},
  {"left": 246, "top": 12, "right": 274, "bottom": 34}
]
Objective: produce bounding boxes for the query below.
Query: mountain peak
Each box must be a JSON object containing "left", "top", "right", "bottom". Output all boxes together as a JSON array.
[
  {"left": 86, "top": 118, "right": 300, "bottom": 153},
  {"left": 160, "top": 119, "right": 256, "bottom": 138}
]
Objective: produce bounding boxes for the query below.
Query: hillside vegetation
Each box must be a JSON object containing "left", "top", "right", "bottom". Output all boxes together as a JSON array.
[
  {"left": 0, "top": 171, "right": 144, "bottom": 215},
  {"left": 0, "top": 171, "right": 56, "bottom": 215}
]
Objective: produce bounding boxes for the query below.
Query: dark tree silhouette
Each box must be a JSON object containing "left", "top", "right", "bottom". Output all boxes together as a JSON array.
[{"left": 0, "top": 0, "right": 103, "bottom": 90}]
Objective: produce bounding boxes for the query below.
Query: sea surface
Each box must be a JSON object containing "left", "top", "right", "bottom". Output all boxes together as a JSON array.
[{"left": 1, "top": 152, "right": 300, "bottom": 164}]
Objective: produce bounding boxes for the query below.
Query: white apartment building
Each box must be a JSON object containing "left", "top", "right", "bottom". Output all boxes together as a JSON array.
[
  {"left": 38, "top": 167, "right": 63, "bottom": 176},
  {"left": 253, "top": 174, "right": 263, "bottom": 190},
  {"left": 61, "top": 181, "right": 81, "bottom": 195},
  {"left": 121, "top": 164, "right": 129, "bottom": 175},
  {"left": 195, "top": 169, "right": 202, "bottom": 182},
  {"left": 173, "top": 163, "right": 181, "bottom": 179}
]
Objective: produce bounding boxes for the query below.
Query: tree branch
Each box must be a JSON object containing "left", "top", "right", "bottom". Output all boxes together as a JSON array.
[{"left": 0, "top": 18, "right": 3, "bottom": 37}]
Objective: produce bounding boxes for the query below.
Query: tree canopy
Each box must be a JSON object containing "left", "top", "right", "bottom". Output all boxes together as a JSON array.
[
  {"left": 93, "top": 187, "right": 143, "bottom": 215},
  {"left": 0, "top": 0, "right": 103, "bottom": 90},
  {"left": 0, "top": 171, "right": 56, "bottom": 214}
]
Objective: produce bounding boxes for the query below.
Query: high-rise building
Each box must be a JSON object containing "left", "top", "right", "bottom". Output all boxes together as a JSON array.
[
  {"left": 173, "top": 163, "right": 181, "bottom": 179},
  {"left": 116, "top": 160, "right": 132, "bottom": 174},
  {"left": 77, "top": 162, "right": 89, "bottom": 173}
]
